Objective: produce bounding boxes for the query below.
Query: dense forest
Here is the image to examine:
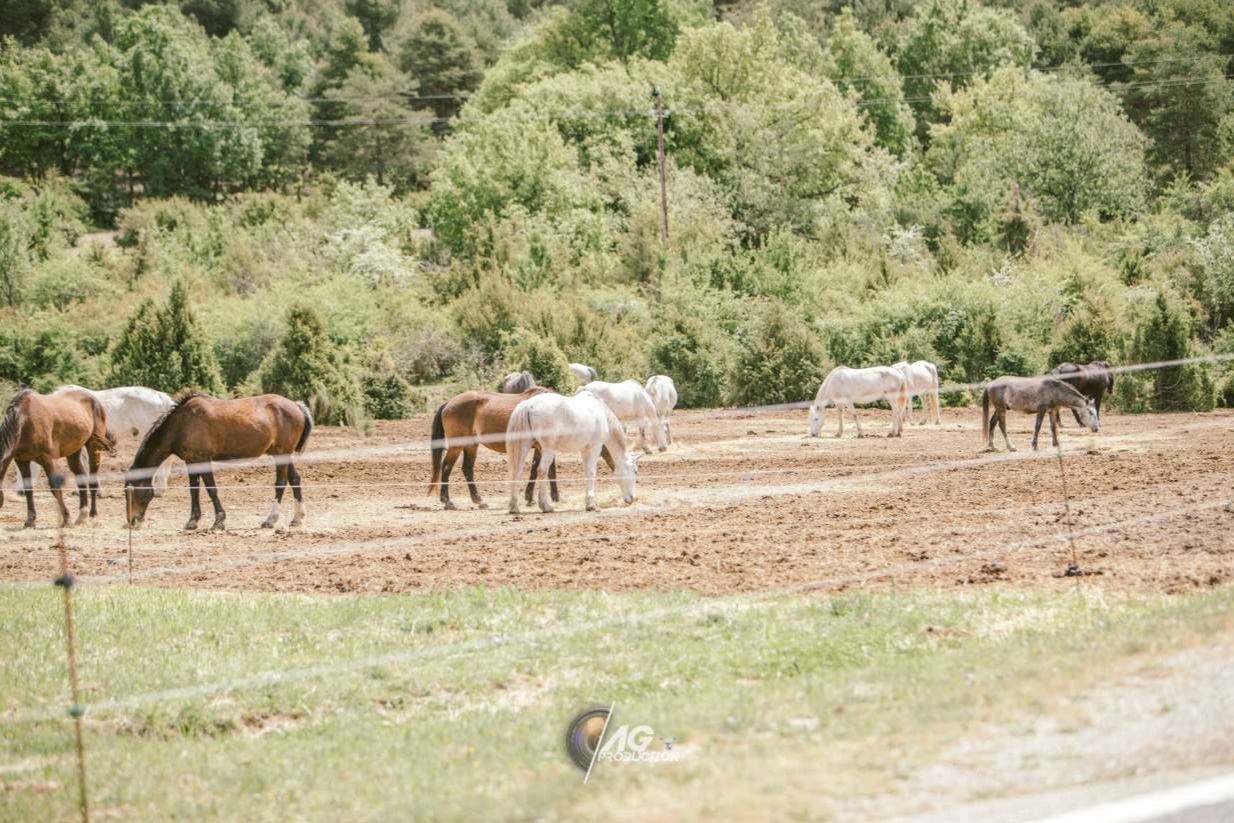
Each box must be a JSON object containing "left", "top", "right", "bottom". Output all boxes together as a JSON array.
[{"left": 1, "top": 0, "right": 1233, "bottom": 423}]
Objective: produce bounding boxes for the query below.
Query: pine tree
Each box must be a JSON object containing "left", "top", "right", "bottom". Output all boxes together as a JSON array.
[
  {"left": 259, "top": 305, "right": 364, "bottom": 425},
  {"left": 109, "top": 281, "right": 223, "bottom": 393}
]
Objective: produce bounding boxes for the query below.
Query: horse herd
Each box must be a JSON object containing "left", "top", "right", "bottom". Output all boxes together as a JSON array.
[{"left": 0, "top": 360, "right": 1114, "bottom": 529}]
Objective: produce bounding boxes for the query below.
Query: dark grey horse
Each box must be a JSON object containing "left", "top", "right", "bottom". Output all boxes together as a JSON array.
[
  {"left": 981, "top": 376, "right": 1097, "bottom": 452},
  {"left": 501, "top": 371, "right": 536, "bottom": 394},
  {"left": 1050, "top": 361, "right": 1115, "bottom": 426}
]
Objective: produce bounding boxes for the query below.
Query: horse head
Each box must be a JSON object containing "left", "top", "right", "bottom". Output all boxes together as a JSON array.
[
  {"left": 616, "top": 452, "right": 641, "bottom": 504},
  {"left": 124, "top": 469, "right": 156, "bottom": 527},
  {"left": 808, "top": 403, "right": 823, "bottom": 437}
]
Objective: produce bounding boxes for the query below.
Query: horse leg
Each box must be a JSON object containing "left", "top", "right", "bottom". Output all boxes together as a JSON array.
[
  {"left": 66, "top": 451, "right": 89, "bottom": 525},
  {"left": 850, "top": 403, "right": 863, "bottom": 438},
  {"left": 440, "top": 447, "right": 462, "bottom": 510},
  {"left": 36, "top": 458, "right": 70, "bottom": 526},
  {"left": 1032, "top": 411, "right": 1045, "bottom": 451},
  {"left": 536, "top": 449, "right": 555, "bottom": 513},
  {"left": 461, "top": 446, "right": 486, "bottom": 509},
  {"left": 998, "top": 411, "right": 1015, "bottom": 452},
  {"left": 17, "top": 461, "right": 35, "bottom": 528},
  {"left": 202, "top": 467, "right": 225, "bottom": 531},
  {"left": 583, "top": 448, "right": 599, "bottom": 511},
  {"left": 288, "top": 461, "right": 305, "bottom": 526},
  {"left": 186, "top": 470, "right": 202, "bottom": 530},
  {"left": 549, "top": 459, "right": 560, "bottom": 503},
  {"left": 87, "top": 446, "right": 101, "bottom": 519},
  {"left": 1049, "top": 411, "right": 1060, "bottom": 448},
  {"left": 526, "top": 449, "right": 541, "bottom": 506},
  {"left": 263, "top": 463, "right": 288, "bottom": 528}
]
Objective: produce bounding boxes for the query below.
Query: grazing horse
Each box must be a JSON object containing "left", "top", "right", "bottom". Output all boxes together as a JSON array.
[
  {"left": 809, "top": 366, "right": 910, "bottom": 438},
  {"left": 1050, "top": 361, "right": 1115, "bottom": 427},
  {"left": 501, "top": 371, "right": 536, "bottom": 393},
  {"left": 506, "top": 391, "right": 639, "bottom": 514},
  {"left": 430, "top": 387, "right": 575, "bottom": 510},
  {"left": 0, "top": 388, "right": 114, "bottom": 527},
  {"left": 569, "top": 363, "right": 599, "bottom": 383},
  {"left": 892, "top": 360, "right": 941, "bottom": 425},
  {"left": 644, "top": 375, "right": 678, "bottom": 445},
  {"left": 62, "top": 385, "right": 174, "bottom": 495},
  {"left": 125, "top": 392, "right": 312, "bottom": 531},
  {"left": 580, "top": 380, "right": 667, "bottom": 453},
  {"left": 981, "top": 376, "right": 1097, "bottom": 452}
]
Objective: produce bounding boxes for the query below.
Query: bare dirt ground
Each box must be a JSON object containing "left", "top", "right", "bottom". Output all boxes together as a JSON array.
[{"left": 2, "top": 406, "right": 1233, "bottom": 596}]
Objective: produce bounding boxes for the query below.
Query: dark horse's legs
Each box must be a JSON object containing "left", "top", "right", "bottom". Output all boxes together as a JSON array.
[
  {"left": 17, "top": 461, "right": 35, "bottom": 528},
  {"left": 1048, "top": 410, "right": 1060, "bottom": 447},
  {"left": 439, "top": 446, "right": 462, "bottom": 510},
  {"left": 86, "top": 446, "right": 101, "bottom": 518},
  {"left": 263, "top": 463, "right": 289, "bottom": 528},
  {"left": 461, "top": 446, "right": 486, "bottom": 508},
  {"left": 186, "top": 470, "right": 203, "bottom": 530},
  {"left": 202, "top": 467, "right": 225, "bottom": 530},
  {"left": 36, "top": 457, "right": 70, "bottom": 526},
  {"left": 66, "top": 451, "right": 89, "bottom": 524},
  {"left": 526, "top": 450, "right": 561, "bottom": 506},
  {"left": 996, "top": 410, "right": 1014, "bottom": 451},
  {"left": 288, "top": 460, "right": 304, "bottom": 526},
  {"left": 1032, "top": 411, "right": 1045, "bottom": 451}
]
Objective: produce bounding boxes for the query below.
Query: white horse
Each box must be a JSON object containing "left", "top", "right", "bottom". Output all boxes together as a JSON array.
[
  {"left": 569, "top": 363, "right": 598, "bottom": 383},
  {"left": 644, "top": 375, "right": 678, "bottom": 445},
  {"left": 506, "top": 391, "right": 639, "bottom": 513},
  {"left": 892, "top": 360, "right": 941, "bottom": 425},
  {"left": 59, "top": 385, "right": 174, "bottom": 494},
  {"left": 580, "top": 380, "right": 667, "bottom": 453},
  {"left": 808, "top": 366, "right": 910, "bottom": 438}
]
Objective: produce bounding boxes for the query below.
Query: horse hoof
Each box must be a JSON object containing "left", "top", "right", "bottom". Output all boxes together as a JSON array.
[
  {"left": 210, "top": 521, "right": 225, "bottom": 532},
  {"left": 442, "top": 500, "right": 457, "bottom": 511},
  {"left": 475, "top": 502, "right": 489, "bottom": 510},
  {"left": 261, "top": 520, "right": 275, "bottom": 529},
  {"left": 184, "top": 521, "right": 199, "bottom": 531},
  {"left": 289, "top": 517, "right": 303, "bottom": 527},
  {"left": 23, "top": 520, "right": 35, "bottom": 529}
]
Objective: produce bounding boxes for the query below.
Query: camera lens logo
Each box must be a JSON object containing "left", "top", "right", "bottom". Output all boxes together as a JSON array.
[
  {"left": 565, "top": 706, "right": 613, "bottom": 775},
  {"left": 565, "top": 704, "right": 681, "bottom": 782}
]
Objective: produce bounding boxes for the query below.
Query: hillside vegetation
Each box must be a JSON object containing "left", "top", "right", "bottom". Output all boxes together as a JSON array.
[{"left": 2, "top": 0, "right": 1234, "bottom": 421}]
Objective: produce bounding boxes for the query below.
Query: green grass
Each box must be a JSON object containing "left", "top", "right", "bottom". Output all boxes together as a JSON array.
[{"left": 2, "top": 583, "right": 1232, "bottom": 821}]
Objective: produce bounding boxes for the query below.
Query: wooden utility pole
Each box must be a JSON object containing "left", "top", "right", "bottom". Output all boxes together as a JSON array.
[{"left": 655, "top": 86, "right": 669, "bottom": 244}]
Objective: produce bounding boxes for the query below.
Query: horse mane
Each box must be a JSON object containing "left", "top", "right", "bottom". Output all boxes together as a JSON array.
[
  {"left": 134, "top": 390, "right": 213, "bottom": 463},
  {"left": 0, "top": 389, "right": 33, "bottom": 460}
]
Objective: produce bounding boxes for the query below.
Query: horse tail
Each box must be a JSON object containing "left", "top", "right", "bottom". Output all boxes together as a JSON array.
[
  {"left": 1105, "top": 365, "right": 1115, "bottom": 393},
  {"left": 86, "top": 393, "right": 116, "bottom": 454},
  {"left": 506, "top": 400, "right": 534, "bottom": 502},
  {"left": 294, "top": 401, "right": 314, "bottom": 453},
  {"left": 428, "top": 403, "right": 446, "bottom": 496},
  {"left": 0, "top": 390, "right": 32, "bottom": 509}
]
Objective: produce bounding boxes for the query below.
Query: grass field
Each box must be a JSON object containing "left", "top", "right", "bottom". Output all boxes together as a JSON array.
[{"left": 4, "top": 582, "right": 1233, "bottom": 821}]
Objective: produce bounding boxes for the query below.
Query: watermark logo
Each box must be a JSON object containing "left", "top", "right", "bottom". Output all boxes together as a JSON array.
[{"left": 565, "top": 703, "right": 680, "bottom": 782}]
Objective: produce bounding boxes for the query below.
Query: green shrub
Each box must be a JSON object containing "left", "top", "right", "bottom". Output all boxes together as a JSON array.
[
  {"left": 1127, "top": 291, "right": 1215, "bottom": 412},
  {"left": 362, "top": 371, "right": 419, "bottom": 419},
  {"left": 500, "top": 327, "right": 571, "bottom": 392},
  {"left": 731, "top": 304, "right": 829, "bottom": 407},
  {"left": 109, "top": 281, "right": 224, "bottom": 394},
  {"left": 258, "top": 305, "right": 366, "bottom": 425}
]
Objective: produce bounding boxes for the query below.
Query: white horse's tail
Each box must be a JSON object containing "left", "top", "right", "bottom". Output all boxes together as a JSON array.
[{"left": 506, "top": 401, "right": 535, "bottom": 511}]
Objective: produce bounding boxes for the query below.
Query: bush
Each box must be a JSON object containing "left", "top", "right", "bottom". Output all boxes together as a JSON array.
[
  {"left": 1127, "top": 291, "right": 1215, "bottom": 412},
  {"left": 500, "top": 327, "right": 571, "bottom": 391},
  {"left": 109, "top": 281, "right": 224, "bottom": 394},
  {"left": 730, "top": 304, "right": 829, "bottom": 407},
  {"left": 258, "top": 305, "right": 366, "bottom": 425},
  {"left": 362, "top": 371, "right": 420, "bottom": 419}
]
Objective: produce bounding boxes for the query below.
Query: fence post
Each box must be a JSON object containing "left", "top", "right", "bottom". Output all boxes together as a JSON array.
[
  {"left": 52, "top": 474, "right": 91, "bottom": 823},
  {"left": 1055, "top": 448, "right": 1081, "bottom": 577}
]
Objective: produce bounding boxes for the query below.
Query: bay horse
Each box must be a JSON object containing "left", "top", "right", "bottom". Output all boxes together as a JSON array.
[
  {"left": 981, "top": 376, "right": 1097, "bottom": 452},
  {"left": 1050, "top": 361, "right": 1115, "bottom": 427},
  {"left": 125, "top": 392, "right": 312, "bottom": 531},
  {"left": 429, "top": 388, "right": 615, "bottom": 509},
  {"left": 506, "top": 391, "right": 639, "bottom": 514},
  {"left": 0, "top": 388, "right": 114, "bottom": 527}
]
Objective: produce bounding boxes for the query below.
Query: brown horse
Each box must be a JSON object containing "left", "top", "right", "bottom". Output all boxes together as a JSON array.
[
  {"left": 428, "top": 388, "right": 616, "bottom": 510},
  {"left": 981, "top": 376, "right": 1097, "bottom": 452},
  {"left": 0, "top": 388, "right": 114, "bottom": 527},
  {"left": 125, "top": 392, "right": 312, "bottom": 531}
]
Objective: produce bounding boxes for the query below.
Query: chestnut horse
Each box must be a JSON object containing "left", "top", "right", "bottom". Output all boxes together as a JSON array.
[
  {"left": 125, "top": 392, "right": 312, "bottom": 531},
  {"left": 0, "top": 388, "right": 114, "bottom": 527},
  {"left": 428, "top": 389, "right": 616, "bottom": 510}
]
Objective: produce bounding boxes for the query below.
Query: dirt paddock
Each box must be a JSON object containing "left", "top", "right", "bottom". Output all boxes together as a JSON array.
[{"left": 2, "top": 406, "right": 1233, "bottom": 596}]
